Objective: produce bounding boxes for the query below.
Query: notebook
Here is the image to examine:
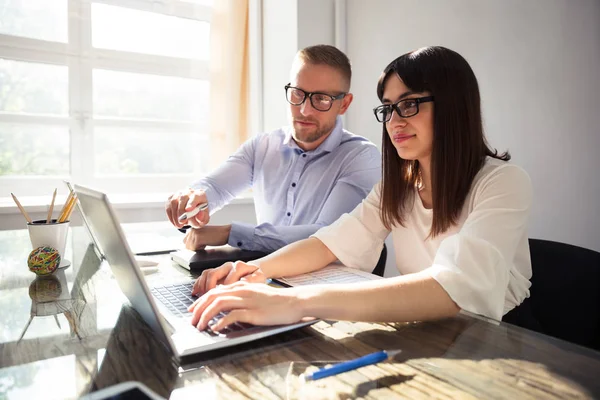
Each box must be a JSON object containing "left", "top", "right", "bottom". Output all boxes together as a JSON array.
[
  {"left": 170, "top": 247, "right": 268, "bottom": 272},
  {"left": 73, "top": 184, "right": 316, "bottom": 360},
  {"left": 277, "top": 263, "right": 382, "bottom": 286}
]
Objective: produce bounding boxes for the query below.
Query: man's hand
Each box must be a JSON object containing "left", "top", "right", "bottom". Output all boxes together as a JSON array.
[
  {"left": 183, "top": 225, "right": 232, "bottom": 251},
  {"left": 191, "top": 260, "right": 266, "bottom": 296},
  {"left": 166, "top": 188, "right": 210, "bottom": 229}
]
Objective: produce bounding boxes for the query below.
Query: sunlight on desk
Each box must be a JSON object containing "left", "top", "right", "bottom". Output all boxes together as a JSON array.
[{"left": 1, "top": 225, "right": 600, "bottom": 399}]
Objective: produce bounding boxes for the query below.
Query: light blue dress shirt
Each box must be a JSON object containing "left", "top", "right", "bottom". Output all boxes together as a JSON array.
[{"left": 191, "top": 117, "right": 381, "bottom": 252}]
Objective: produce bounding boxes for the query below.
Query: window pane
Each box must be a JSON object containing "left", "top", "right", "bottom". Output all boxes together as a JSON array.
[
  {"left": 94, "top": 127, "right": 208, "bottom": 175},
  {"left": 91, "top": 4, "right": 210, "bottom": 60},
  {"left": 0, "top": 0, "right": 67, "bottom": 42},
  {"left": 0, "top": 123, "right": 69, "bottom": 176},
  {"left": 181, "top": 0, "right": 214, "bottom": 6},
  {"left": 93, "top": 69, "right": 208, "bottom": 122},
  {"left": 0, "top": 59, "right": 68, "bottom": 116}
]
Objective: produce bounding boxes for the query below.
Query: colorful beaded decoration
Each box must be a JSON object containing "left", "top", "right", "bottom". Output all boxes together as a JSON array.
[{"left": 27, "top": 246, "right": 61, "bottom": 276}]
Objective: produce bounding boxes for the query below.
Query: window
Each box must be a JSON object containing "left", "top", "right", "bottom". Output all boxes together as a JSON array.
[{"left": 0, "top": 0, "right": 212, "bottom": 197}]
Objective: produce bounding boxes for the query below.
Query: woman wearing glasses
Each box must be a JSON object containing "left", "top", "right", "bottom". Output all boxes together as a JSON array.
[{"left": 188, "top": 46, "right": 533, "bottom": 331}]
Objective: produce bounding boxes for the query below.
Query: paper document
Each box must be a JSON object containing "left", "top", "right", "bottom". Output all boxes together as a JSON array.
[{"left": 278, "top": 263, "right": 382, "bottom": 287}]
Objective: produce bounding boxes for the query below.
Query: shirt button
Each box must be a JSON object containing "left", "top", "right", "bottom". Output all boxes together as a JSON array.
[
  {"left": 237, "top": 241, "right": 242, "bottom": 247},
  {"left": 302, "top": 154, "right": 307, "bottom": 158},
  {"left": 291, "top": 183, "right": 296, "bottom": 187},
  {"left": 286, "top": 212, "right": 291, "bottom": 217}
]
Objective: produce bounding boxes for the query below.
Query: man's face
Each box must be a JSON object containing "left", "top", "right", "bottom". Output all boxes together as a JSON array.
[{"left": 287, "top": 61, "right": 353, "bottom": 151}]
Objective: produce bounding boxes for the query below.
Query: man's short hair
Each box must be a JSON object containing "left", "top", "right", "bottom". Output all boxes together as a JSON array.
[{"left": 296, "top": 45, "right": 352, "bottom": 90}]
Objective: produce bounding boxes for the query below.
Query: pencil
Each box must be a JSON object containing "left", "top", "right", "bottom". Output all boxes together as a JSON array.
[
  {"left": 59, "top": 194, "right": 77, "bottom": 223},
  {"left": 11, "top": 193, "right": 32, "bottom": 224},
  {"left": 46, "top": 188, "right": 57, "bottom": 224},
  {"left": 57, "top": 191, "right": 74, "bottom": 223},
  {"left": 63, "top": 195, "right": 78, "bottom": 222},
  {"left": 58, "top": 196, "right": 72, "bottom": 223}
]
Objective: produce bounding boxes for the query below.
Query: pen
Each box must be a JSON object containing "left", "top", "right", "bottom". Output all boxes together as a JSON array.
[
  {"left": 178, "top": 203, "right": 209, "bottom": 222},
  {"left": 301, "top": 349, "right": 402, "bottom": 382}
]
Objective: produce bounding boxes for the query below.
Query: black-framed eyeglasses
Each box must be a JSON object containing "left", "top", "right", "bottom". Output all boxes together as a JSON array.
[
  {"left": 284, "top": 83, "right": 347, "bottom": 112},
  {"left": 373, "top": 96, "right": 434, "bottom": 123}
]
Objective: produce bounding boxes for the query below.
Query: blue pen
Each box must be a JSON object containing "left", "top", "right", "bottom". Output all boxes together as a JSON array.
[{"left": 302, "top": 349, "right": 402, "bottom": 381}]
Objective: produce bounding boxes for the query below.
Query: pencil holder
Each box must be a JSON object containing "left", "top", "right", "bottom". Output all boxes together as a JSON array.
[{"left": 27, "top": 219, "right": 69, "bottom": 264}]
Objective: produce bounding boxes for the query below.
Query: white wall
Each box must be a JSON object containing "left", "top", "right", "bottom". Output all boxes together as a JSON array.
[
  {"left": 260, "top": 0, "right": 337, "bottom": 132},
  {"left": 344, "top": 0, "right": 600, "bottom": 253},
  {"left": 261, "top": 0, "right": 298, "bottom": 131}
]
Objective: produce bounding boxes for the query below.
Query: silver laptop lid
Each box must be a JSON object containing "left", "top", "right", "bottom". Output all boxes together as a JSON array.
[
  {"left": 73, "top": 184, "right": 177, "bottom": 355},
  {"left": 64, "top": 180, "right": 105, "bottom": 260}
]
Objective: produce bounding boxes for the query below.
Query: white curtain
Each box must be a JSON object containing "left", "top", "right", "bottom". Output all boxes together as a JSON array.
[{"left": 209, "top": 0, "right": 250, "bottom": 168}]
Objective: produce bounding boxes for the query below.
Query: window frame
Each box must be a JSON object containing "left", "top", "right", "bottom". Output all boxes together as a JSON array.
[{"left": 0, "top": 0, "right": 212, "bottom": 197}]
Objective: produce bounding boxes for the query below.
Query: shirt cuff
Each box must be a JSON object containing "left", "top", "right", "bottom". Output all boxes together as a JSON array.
[{"left": 228, "top": 221, "right": 255, "bottom": 249}]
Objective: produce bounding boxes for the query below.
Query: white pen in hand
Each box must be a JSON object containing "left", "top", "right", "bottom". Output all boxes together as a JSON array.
[{"left": 178, "top": 203, "right": 209, "bottom": 223}]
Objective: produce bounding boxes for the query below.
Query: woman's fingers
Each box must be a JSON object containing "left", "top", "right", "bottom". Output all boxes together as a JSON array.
[
  {"left": 188, "top": 282, "right": 303, "bottom": 331},
  {"left": 223, "top": 261, "right": 260, "bottom": 285},
  {"left": 193, "top": 295, "right": 245, "bottom": 329},
  {"left": 210, "top": 309, "right": 256, "bottom": 332},
  {"left": 240, "top": 270, "right": 267, "bottom": 284},
  {"left": 191, "top": 262, "right": 233, "bottom": 296},
  {"left": 189, "top": 282, "right": 251, "bottom": 326}
]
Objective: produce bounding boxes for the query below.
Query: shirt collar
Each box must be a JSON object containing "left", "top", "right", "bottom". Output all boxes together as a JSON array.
[{"left": 283, "top": 116, "right": 343, "bottom": 154}]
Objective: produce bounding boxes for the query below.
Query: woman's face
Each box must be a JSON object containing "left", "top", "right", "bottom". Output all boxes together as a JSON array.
[{"left": 382, "top": 74, "right": 434, "bottom": 164}]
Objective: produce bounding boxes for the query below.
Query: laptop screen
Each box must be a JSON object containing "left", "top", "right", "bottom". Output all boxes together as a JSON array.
[{"left": 73, "top": 184, "right": 175, "bottom": 352}]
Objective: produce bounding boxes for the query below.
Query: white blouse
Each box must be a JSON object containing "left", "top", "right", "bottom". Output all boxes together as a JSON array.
[{"left": 312, "top": 157, "right": 533, "bottom": 321}]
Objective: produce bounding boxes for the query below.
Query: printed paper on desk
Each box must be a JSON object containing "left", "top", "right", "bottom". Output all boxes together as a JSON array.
[{"left": 278, "top": 263, "right": 382, "bottom": 287}]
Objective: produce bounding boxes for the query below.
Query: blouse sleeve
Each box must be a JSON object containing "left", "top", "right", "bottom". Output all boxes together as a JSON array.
[
  {"left": 425, "top": 164, "right": 533, "bottom": 320},
  {"left": 312, "top": 181, "right": 391, "bottom": 272}
]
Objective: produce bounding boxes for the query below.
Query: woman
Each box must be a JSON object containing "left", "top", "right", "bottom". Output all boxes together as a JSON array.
[{"left": 187, "top": 46, "right": 533, "bottom": 332}]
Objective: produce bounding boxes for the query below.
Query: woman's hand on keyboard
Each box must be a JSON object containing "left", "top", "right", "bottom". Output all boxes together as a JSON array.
[
  {"left": 188, "top": 281, "right": 302, "bottom": 330},
  {"left": 192, "top": 261, "right": 264, "bottom": 296}
]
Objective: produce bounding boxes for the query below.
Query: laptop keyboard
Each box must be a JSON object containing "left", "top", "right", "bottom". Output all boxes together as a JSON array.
[
  {"left": 150, "top": 282, "right": 255, "bottom": 336},
  {"left": 151, "top": 282, "right": 197, "bottom": 316}
]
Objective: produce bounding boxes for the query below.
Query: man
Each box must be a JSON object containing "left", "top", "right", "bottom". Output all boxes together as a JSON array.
[{"left": 165, "top": 44, "right": 380, "bottom": 253}]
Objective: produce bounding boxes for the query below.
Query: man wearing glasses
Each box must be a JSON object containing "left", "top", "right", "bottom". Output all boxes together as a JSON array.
[{"left": 166, "top": 44, "right": 381, "bottom": 253}]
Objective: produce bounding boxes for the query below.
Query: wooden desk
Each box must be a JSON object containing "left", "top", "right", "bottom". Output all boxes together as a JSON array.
[{"left": 1, "top": 225, "right": 599, "bottom": 399}]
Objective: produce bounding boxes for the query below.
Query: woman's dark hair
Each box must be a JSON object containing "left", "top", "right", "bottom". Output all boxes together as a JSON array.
[{"left": 377, "top": 46, "right": 510, "bottom": 237}]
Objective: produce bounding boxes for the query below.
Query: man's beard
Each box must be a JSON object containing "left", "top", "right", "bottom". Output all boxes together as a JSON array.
[{"left": 292, "top": 119, "right": 335, "bottom": 144}]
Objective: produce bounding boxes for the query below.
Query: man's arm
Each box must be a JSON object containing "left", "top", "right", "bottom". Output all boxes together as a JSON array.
[
  {"left": 189, "top": 135, "right": 258, "bottom": 214},
  {"left": 181, "top": 180, "right": 371, "bottom": 252},
  {"left": 166, "top": 136, "right": 258, "bottom": 229}
]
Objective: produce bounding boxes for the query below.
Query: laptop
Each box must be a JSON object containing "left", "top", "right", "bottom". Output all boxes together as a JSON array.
[
  {"left": 64, "top": 180, "right": 105, "bottom": 260},
  {"left": 73, "top": 184, "right": 315, "bottom": 360}
]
